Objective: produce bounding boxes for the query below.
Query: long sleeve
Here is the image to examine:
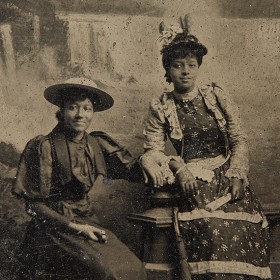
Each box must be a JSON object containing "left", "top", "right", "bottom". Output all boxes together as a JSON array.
[
  {"left": 90, "top": 131, "right": 143, "bottom": 182},
  {"left": 214, "top": 86, "right": 250, "bottom": 184},
  {"left": 30, "top": 202, "right": 71, "bottom": 227},
  {"left": 142, "top": 96, "right": 184, "bottom": 184},
  {"left": 143, "top": 97, "right": 172, "bottom": 164},
  {"left": 12, "top": 136, "right": 72, "bottom": 227},
  {"left": 12, "top": 136, "right": 52, "bottom": 199},
  {"left": 143, "top": 96, "right": 182, "bottom": 164},
  {"left": 143, "top": 96, "right": 168, "bottom": 153}
]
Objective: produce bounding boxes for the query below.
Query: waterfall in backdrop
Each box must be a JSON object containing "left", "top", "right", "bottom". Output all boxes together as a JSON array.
[
  {"left": 66, "top": 15, "right": 115, "bottom": 81},
  {"left": 0, "top": 24, "right": 17, "bottom": 106}
]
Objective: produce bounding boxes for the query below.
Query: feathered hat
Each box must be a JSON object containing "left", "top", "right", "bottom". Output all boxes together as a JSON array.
[{"left": 158, "top": 15, "right": 207, "bottom": 56}]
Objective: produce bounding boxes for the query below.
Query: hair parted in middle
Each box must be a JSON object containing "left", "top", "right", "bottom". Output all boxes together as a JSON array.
[{"left": 158, "top": 15, "right": 208, "bottom": 83}]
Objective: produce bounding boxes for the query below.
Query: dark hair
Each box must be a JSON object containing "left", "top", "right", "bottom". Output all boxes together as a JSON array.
[
  {"left": 162, "top": 44, "right": 205, "bottom": 83},
  {"left": 161, "top": 34, "right": 208, "bottom": 83},
  {"left": 55, "top": 91, "right": 93, "bottom": 123},
  {"left": 56, "top": 109, "right": 64, "bottom": 123}
]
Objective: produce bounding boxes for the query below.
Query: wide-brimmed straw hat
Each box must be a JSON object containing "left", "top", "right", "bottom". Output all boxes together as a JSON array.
[{"left": 44, "top": 77, "right": 114, "bottom": 112}]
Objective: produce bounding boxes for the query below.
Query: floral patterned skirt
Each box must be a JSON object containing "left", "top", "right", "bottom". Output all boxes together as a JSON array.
[{"left": 179, "top": 163, "right": 271, "bottom": 279}]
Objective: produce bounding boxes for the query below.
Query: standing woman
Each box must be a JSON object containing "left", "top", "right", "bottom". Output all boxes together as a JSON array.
[
  {"left": 143, "top": 17, "right": 271, "bottom": 279},
  {"left": 12, "top": 78, "right": 148, "bottom": 280}
]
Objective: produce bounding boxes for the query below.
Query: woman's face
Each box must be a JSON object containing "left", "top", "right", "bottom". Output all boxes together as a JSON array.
[
  {"left": 62, "top": 98, "right": 94, "bottom": 133},
  {"left": 168, "top": 55, "right": 199, "bottom": 93}
]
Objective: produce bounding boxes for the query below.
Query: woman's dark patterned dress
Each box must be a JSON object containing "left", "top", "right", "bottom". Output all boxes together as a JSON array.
[
  {"left": 13, "top": 126, "right": 147, "bottom": 280},
  {"left": 171, "top": 93, "right": 271, "bottom": 279}
]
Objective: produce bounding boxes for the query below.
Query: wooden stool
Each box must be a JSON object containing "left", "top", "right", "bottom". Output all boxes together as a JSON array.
[{"left": 127, "top": 190, "right": 180, "bottom": 280}]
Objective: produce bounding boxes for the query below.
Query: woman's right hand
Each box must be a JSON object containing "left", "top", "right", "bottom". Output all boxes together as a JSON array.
[
  {"left": 176, "top": 166, "right": 198, "bottom": 197},
  {"left": 69, "top": 222, "right": 107, "bottom": 243},
  {"left": 140, "top": 154, "right": 165, "bottom": 188}
]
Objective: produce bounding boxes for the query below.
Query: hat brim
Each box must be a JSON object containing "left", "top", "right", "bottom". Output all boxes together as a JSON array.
[{"left": 44, "top": 83, "right": 114, "bottom": 112}]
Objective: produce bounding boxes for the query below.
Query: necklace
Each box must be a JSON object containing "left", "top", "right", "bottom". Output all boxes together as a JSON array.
[
  {"left": 177, "top": 99, "right": 196, "bottom": 115},
  {"left": 173, "top": 86, "right": 199, "bottom": 102}
]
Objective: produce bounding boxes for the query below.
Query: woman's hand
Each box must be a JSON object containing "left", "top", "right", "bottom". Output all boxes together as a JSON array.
[
  {"left": 176, "top": 166, "right": 198, "bottom": 197},
  {"left": 230, "top": 178, "right": 244, "bottom": 201},
  {"left": 140, "top": 154, "right": 165, "bottom": 188},
  {"left": 69, "top": 222, "right": 107, "bottom": 243}
]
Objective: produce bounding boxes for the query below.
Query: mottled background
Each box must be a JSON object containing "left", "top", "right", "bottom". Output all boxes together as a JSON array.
[{"left": 0, "top": 0, "right": 279, "bottom": 279}]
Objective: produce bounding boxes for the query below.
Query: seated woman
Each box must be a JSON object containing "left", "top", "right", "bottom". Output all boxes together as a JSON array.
[
  {"left": 12, "top": 77, "right": 153, "bottom": 280},
  {"left": 142, "top": 17, "right": 271, "bottom": 279}
]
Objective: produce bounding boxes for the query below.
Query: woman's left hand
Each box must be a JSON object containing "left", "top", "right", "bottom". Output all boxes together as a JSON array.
[
  {"left": 230, "top": 178, "right": 244, "bottom": 201},
  {"left": 69, "top": 222, "right": 107, "bottom": 243}
]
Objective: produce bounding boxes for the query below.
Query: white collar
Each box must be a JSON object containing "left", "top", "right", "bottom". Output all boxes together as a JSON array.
[{"left": 172, "top": 86, "right": 199, "bottom": 101}]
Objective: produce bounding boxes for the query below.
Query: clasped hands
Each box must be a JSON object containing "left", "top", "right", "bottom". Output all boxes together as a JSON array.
[
  {"left": 141, "top": 156, "right": 244, "bottom": 201},
  {"left": 174, "top": 166, "right": 244, "bottom": 201}
]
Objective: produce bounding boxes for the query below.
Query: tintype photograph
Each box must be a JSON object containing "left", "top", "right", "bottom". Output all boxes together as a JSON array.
[{"left": 0, "top": 1, "right": 279, "bottom": 279}]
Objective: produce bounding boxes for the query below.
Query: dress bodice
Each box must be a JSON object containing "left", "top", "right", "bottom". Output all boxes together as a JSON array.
[{"left": 171, "top": 93, "right": 226, "bottom": 160}]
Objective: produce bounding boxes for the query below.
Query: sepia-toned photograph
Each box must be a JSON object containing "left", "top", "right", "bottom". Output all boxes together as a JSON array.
[{"left": 0, "top": 0, "right": 279, "bottom": 279}]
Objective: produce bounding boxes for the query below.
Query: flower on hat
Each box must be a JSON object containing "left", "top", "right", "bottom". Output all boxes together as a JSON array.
[
  {"left": 157, "top": 24, "right": 184, "bottom": 49},
  {"left": 157, "top": 15, "right": 207, "bottom": 57},
  {"left": 157, "top": 15, "right": 200, "bottom": 51}
]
